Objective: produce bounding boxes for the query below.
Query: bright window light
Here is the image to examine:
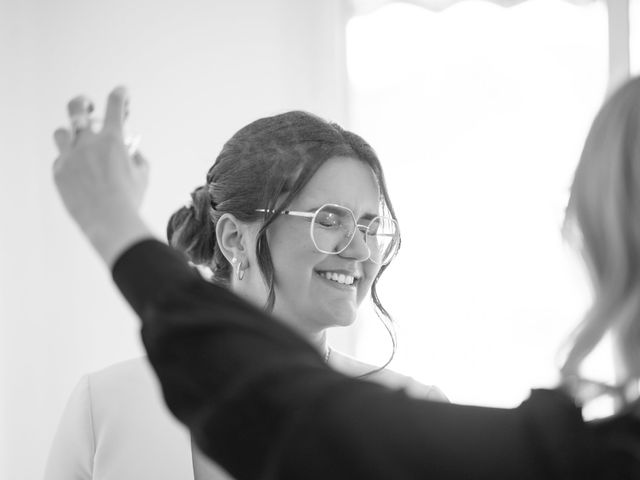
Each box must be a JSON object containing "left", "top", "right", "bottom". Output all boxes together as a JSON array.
[
  {"left": 347, "top": 0, "right": 610, "bottom": 408},
  {"left": 632, "top": 0, "right": 640, "bottom": 75}
]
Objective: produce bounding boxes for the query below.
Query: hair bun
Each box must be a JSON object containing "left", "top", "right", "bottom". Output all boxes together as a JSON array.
[
  {"left": 167, "top": 184, "right": 216, "bottom": 265},
  {"left": 191, "top": 183, "right": 209, "bottom": 201}
]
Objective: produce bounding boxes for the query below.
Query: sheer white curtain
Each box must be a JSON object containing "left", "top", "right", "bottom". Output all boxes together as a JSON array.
[
  {"left": 632, "top": 0, "right": 640, "bottom": 74},
  {"left": 346, "top": 0, "right": 613, "bottom": 408},
  {"left": 349, "top": 0, "right": 599, "bottom": 15}
]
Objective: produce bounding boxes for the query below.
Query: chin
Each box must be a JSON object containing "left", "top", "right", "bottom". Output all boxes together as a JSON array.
[
  {"left": 323, "top": 308, "right": 357, "bottom": 328},
  {"left": 330, "top": 317, "right": 356, "bottom": 329}
]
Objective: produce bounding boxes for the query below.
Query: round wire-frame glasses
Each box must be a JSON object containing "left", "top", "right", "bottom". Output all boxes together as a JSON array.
[{"left": 256, "top": 203, "right": 400, "bottom": 266}]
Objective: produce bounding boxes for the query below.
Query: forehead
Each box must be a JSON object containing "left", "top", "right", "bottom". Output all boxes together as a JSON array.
[{"left": 292, "top": 156, "right": 381, "bottom": 214}]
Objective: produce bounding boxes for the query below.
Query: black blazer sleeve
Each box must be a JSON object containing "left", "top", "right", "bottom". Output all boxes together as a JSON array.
[{"left": 112, "top": 239, "right": 639, "bottom": 480}]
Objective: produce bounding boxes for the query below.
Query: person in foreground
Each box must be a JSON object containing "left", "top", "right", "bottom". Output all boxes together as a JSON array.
[
  {"left": 45, "top": 107, "right": 445, "bottom": 480},
  {"left": 52, "top": 85, "right": 640, "bottom": 479}
]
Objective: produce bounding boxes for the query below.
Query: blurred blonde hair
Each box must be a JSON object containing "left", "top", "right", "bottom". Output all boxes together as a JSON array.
[{"left": 562, "top": 76, "right": 640, "bottom": 383}]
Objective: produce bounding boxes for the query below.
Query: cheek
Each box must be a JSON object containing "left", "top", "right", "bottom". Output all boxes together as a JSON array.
[
  {"left": 268, "top": 223, "right": 319, "bottom": 283},
  {"left": 358, "top": 264, "right": 380, "bottom": 301},
  {"left": 268, "top": 219, "right": 312, "bottom": 252}
]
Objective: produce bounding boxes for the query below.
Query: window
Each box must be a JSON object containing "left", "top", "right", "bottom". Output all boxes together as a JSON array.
[
  {"left": 346, "top": 0, "right": 611, "bottom": 408},
  {"left": 632, "top": 0, "right": 640, "bottom": 75}
]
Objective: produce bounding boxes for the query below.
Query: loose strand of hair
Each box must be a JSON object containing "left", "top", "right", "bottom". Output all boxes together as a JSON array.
[{"left": 357, "top": 271, "right": 398, "bottom": 378}]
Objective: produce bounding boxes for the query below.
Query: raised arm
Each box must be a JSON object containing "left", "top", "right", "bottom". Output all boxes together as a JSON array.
[{"left": 113, "top": 238, "right": 597, "bottom": 480}]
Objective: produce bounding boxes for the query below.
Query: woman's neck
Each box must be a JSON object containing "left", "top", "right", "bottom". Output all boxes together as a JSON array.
[
  {"left": 231, "top": 285, "right": 329, "bottom": 357},
  {"left": 306, "top": 329, "right": 328, "bottom": 355},
  {"left": 278, "top": 315, "right": 329, "bottom": 358}
]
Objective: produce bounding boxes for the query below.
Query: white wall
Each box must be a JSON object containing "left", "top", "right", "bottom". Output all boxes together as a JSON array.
[{"left": 0, "top": 0, "right": 349, "bottom": 477}]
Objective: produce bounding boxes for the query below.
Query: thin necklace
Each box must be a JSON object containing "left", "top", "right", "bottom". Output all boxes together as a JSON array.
[{"left": 324, "top": 346, "right": 332, "bottom": 363}]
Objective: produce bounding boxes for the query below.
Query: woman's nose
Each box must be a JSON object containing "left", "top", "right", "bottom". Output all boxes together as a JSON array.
[{"left": 339, "top": 228, "right": 370, "bottom": 262}]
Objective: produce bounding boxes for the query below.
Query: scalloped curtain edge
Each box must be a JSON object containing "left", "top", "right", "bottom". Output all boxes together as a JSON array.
[{"left": 350, "top": 0, "right": 599, "bottom": 16}]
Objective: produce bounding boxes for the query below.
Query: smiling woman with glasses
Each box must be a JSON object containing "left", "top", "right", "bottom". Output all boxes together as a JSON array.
[{"left": 45, "top": 109, "right": 445, "bottom": 480}]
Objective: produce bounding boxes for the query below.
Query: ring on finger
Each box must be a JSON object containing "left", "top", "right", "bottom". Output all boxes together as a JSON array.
[{"left": 67, "top": 95, "right": 95, "bottom": 137}]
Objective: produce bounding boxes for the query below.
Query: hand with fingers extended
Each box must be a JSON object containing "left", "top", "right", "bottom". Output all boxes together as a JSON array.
[
  {"left": 53, "top": 86, "right": 149, "bottom": 225},
  {"left": 52, "top": 86, "right": 154, "bottom": 267}
]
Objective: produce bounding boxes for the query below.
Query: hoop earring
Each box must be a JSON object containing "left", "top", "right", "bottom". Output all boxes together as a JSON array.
[
  {"left": 236, "top": 262, "right": 245, "bottom": 281},
  {"left": 231, "top": 257, "right": 245, "bottom": 281}
]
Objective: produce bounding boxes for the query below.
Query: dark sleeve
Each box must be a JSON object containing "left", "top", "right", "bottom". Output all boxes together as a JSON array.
[{"left": 112, "top": 240, "right": 614, "bottom": 480}]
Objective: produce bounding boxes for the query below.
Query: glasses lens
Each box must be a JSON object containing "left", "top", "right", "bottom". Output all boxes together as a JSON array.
[
  {"left": 366, "top": 217, "right": 399, "bottom": 265},
  {"left": 311, "top": 205, "right": 356, "bottom": 253}
]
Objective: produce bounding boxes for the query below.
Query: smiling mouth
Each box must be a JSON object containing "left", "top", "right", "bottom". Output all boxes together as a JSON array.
[{"left": 315, "top": 270, "right": 359, "bottom": 288}]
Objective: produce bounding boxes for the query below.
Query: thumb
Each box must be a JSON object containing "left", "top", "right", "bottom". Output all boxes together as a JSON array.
[{"left": 53, "top": 128, "right": 72, "bottom": 154}]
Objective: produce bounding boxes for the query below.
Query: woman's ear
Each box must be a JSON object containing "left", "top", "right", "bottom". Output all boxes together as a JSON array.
[{"left": 216, "top": 213, "right": 253, "bottom": 264}]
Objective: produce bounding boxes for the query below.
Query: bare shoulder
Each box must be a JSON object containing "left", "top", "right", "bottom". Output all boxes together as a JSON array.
[{"left": 328, "top": 350, "right": 448, "bottom": 402}]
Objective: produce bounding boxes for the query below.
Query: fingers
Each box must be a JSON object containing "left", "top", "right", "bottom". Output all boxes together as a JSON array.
[
  {"left": 67, "top": 95, "right": 95, "bottom": 140},
  {"left": 53, "top": 128, "right": 72, "bottom": 154},
  {"left": 67, "top": 95, "right": 94, "bottom": 118},
  {"left": 103, "top": 86, "right": 129, "bottom": 136}
]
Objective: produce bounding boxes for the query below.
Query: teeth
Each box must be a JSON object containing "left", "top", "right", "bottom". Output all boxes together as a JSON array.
[{"left": 319, "top": 271, "right": 355, "bottom": 285}]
